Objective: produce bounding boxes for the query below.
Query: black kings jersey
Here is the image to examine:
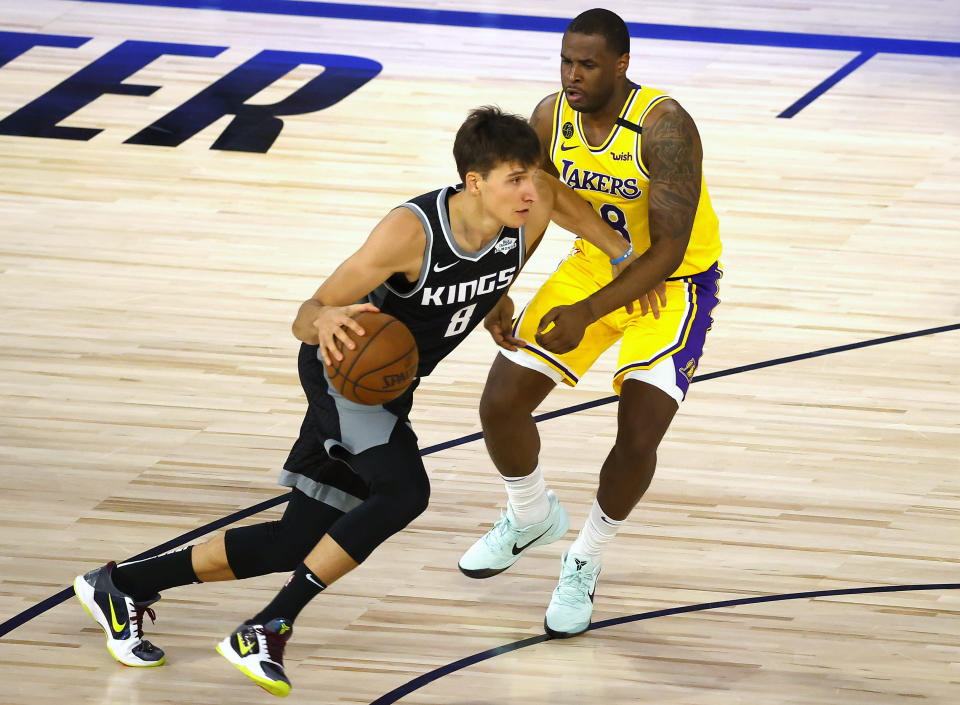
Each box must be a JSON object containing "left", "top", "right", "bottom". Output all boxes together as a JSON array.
[{"left": 368, "top": 185, "right": 525, "bottom": 377}]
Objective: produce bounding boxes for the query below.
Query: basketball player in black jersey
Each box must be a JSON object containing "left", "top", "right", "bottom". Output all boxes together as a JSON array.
[{"left": 71, "top": 106, "right": 661, "bottom": 697}]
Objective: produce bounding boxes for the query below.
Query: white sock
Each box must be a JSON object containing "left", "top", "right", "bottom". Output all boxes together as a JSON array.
[
  {"left": 568, "top": 499, "right": 622, "bottom": 564},
  {"left": 502, "top": 465, "right": 550, "bottom": 527}
]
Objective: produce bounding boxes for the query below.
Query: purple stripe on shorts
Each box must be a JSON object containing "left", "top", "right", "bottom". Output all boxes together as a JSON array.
[
  {"left": 615, "top": 279, "right": 698, "bottom": 376},
  {"left": 670, "top": 261, "right": 722, "bottom": 398},
  {"left": 522, "top": 344, "right": 580, "bottom": 384},
  {"left": 511, "top": 303, "right": 526, "bottom": 337}
]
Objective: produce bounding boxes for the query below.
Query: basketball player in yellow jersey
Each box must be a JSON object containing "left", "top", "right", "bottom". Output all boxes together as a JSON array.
[{"left": 459, "top": 9, "right": 723, "bottom": 638}]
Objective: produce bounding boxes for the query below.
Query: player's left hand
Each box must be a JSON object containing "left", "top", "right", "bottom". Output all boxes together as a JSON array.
[
  {"left": 535, "top": 302, "right": 592, "bottom": 354},
  {"left": 638, "top": 281, "right": 667, "bottom": 319}
]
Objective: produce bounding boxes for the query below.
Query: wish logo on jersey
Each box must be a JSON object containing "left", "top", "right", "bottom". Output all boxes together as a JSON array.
[
  {"left": 421, "top": 267, "right": 516, "bottom": 306},
  {"left": 559, "top": 159, "right": 641, "bottom": 199}
]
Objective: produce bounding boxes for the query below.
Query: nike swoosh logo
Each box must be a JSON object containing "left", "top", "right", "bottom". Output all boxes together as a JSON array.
[
  {"left": 433, "top": 261, "right": 458, "bottom": 273},
  {"left": 237, "top": 633, "right": 255, "bottom": 656},
  {"left": 305, "top": 572, "right": 325, "bottom": 589},
  {"left": 512, "top": 528, "right": 550, "bottom": 555},
  {"left": 559, "top": 143, "right": 578, "bottom": 151},
  {"left": 108, "top": 595, "right": 127, "bottom": 633},
  {"left": 589, "top": 569, "right": 601, "bottom": 602}
]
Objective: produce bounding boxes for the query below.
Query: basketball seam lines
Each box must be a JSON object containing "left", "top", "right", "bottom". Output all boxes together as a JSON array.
[
  {"left": 350, "top": 346, "right": 418, "bottom": 399},
  {"left": 343, "top": 318, "right": 398, "bottom": 400}
]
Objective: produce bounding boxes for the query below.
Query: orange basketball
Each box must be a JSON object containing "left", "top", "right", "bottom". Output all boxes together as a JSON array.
[{"left": 325, "top": 311, "right": 418, "bottom": 405}]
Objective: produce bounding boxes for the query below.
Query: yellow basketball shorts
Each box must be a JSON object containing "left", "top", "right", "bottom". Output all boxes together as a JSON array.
[{"left": 501, "top": 257, "right": 722, "bottom": 403}]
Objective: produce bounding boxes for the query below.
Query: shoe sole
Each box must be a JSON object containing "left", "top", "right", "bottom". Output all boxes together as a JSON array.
[
  {"left": 543, "top": 617, "right": 589, "bottom": 639},
  {"left": 216, "top": 642, "right": 291, "bottom": 698},
  {"left": 73, "top": 576, "right": 165, "bottom": 668},
  {"left": 458, "top": 563, "right": 512, "bottom": 579},
  {"left": 458, "top": 506, "right": 570, "bottom": 579}
]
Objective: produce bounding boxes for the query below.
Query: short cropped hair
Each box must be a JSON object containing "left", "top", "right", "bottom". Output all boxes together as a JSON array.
[
  {"left": 453, "top": 106, "right": 541, "bottom": 181},
  {"left": 566, "top": 8, "right": 630, "bottom": 56}
]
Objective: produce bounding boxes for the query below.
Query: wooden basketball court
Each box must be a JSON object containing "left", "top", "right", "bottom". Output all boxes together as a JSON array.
[{"left": 1, "top": 1, "right": 958, "bottom": 703}]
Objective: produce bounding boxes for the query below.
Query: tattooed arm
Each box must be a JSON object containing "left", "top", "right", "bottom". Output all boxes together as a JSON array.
[
  {"left": 535, "top": 99, "right": 702, "bottom": 354},
  {"left": 644, "top": 100, "right": 701, "bottom": 270}
]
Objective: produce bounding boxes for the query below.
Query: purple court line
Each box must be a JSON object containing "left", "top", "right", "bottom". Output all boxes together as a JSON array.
[
  {"left": 1, "top": 321, "right": 956, "bottom": 640},
  {"left": 369, "top": 582, "right": 960, "bottom": 705},
  {"left": 51, "top": 0, "right": 960, "bottom": 114},
  {"left": 779, "top": 50, "right": 877, "bottom": 118}
]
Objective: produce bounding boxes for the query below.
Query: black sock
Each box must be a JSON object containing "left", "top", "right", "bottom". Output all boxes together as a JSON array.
[
  {"left": 113, "top": 547, "right": 198, "bottom": 601},
  {"left": 251, "top": 564, "right": 326, "bottom": 626}
]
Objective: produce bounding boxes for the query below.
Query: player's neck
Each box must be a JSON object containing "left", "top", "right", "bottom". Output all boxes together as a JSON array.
[
  {"left": 448, "top": 190, "right": 502, "bottom": 253},
  {"left": 579, "top": 79, "right": 634, "bottom": 136}
]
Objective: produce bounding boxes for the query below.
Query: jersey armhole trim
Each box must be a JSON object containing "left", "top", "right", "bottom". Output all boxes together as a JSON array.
[
  {"left": 549, "top": 93, "right": 564, "bottom": 164},
  {"left": 636, "top": 94, "right": 673, "bottom": 178},
  {"left": 385, "top": 203, "right": 433, "bottom": 298}
]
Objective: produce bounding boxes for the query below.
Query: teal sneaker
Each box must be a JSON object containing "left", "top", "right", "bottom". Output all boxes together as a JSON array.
[
  {"left": 544, "top": 551, "right": 601, "bottom": 638},
  {"left": 459, "top": 489, "right": 569, "bottom": 578}
]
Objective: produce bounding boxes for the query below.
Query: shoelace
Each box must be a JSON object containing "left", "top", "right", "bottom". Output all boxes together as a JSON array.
[
  {"left": 481, "top": 510, "right": 517, "bottom": 548},
  {"left": 553, "top": 566, "right": 597, "bottom": 606},
  {"left": 261, "top": 627, "right": 287, "bottom": 666},
  {"left": 132, "top": 605, "right": 157, "bottom": 642}
]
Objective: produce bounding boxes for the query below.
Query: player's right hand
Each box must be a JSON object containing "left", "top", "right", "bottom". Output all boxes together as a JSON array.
[
  {"left": 315, "top": 302, "right": 380, "bottom": 367},
  {"left": 484, "top": 296, "right": 525, "bottom": 351}
]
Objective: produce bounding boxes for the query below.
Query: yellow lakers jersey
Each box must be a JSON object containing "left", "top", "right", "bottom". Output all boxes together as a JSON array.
[{"left": 549, "top": 85, "right": 721, "bottom": 278}]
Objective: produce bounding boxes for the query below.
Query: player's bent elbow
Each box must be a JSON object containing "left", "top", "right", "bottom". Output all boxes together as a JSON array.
[
  {"left": 292, "top": 320, "right": 318, "bottom": 345},
  {"left": 666, "top": 251, "right": 686, "bottom": 275},
  {"left": 292, "top": 302, "right": 321, "bottom": 344},
  {"left": 650, "top": 241, "right": 686, "bottom": 277}
]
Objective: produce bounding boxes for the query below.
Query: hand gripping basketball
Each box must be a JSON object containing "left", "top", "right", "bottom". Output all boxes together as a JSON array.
[{"left": 324, "top": 311, "right": 419, "bottom": 405}]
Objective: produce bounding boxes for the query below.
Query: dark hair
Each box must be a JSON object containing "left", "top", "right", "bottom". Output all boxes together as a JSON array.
[
  {"left": 566, "top": 8, "right": 630, "bottom": 56},
  {"left": 453, "top": 106, "right": 541, "bottom": 180}
]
